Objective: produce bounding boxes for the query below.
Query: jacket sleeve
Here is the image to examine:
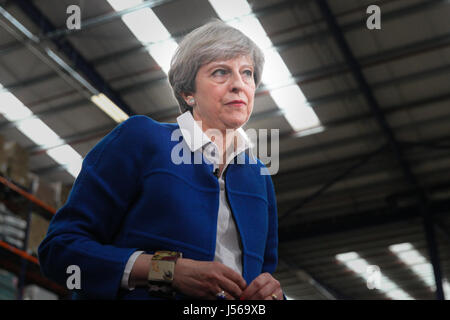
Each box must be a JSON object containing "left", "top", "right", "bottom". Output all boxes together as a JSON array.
[
  {"left": 38, "top": 116, "right": 148, "bottom": 299},
  {"left": 262, "top": 173, "right": 287, "bottom": 299},
  {"left": 261, "top": 173, "right": 279, "bottom": 274}
]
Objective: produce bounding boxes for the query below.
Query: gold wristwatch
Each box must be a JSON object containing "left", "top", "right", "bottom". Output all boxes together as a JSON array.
[{"left": 147, "top": 251, "right": 182, "bottom": 285}]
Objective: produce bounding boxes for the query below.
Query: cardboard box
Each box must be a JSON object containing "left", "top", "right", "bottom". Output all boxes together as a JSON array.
[
  {"left": 4, "top": 141, "right": 28, "bottom": 165},
  {"left": 34, "top": 179, "right": 58, "bottom": 209},
  {"left": 8, "top": 166, "right": 29, "bottom": 188},
  {"left": 53, "top": 182, "right": 73, "bottom": 208},
  {"left": 3, "top": 141, "right": 30, "bottom": 187},
  {"left": 27, "top": 212, "right": 50, "bottom": 256}
]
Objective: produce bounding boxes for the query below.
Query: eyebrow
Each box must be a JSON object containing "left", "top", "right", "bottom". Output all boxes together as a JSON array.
[{"left": 207, "top": 63, "right": 254, "bottom": 71}]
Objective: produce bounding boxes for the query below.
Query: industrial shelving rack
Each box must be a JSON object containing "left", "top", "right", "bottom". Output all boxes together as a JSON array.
[{"left": 0, "top": 175, "right": 69, "bottom": 299}]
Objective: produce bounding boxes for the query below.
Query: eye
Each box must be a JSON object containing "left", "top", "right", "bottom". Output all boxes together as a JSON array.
[
  {"left": 243, "top": 69, "right": 253, "bottom": 77},
  {"left": 213, "top": 69, "right": 228, "bottom": 76}
]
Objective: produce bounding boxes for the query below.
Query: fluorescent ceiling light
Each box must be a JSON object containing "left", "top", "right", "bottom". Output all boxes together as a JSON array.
[
  {"left": 271, "top": 85, "right": 321, "bottom": 131},
  {"left": 444, "top": 281, "right": 450, "bottom": 299},
  {"left": 107, "top": 0, "right": 142, "bottom": 11},
  {"left": 385, "top": 289, "right": 413, "bottom": 300},
  {"left": 389, "top": 243, "right": 412, "bottom": 252},
  {"left": 336, "top": 251, "right": 414, "bottom": 300},
  {"left": 228, "top": 15, "right": 272, "bottom": 50},
  {"left": 91, "top": 93, "right": 129, "bottom": 123},
  {"left": 0, "top": 91, "right": 32, "bottom": 121},
  {"left": 0, "top": 84, "right": 83, "bottom": 178},
  {"left": 147, "top": 40, "right": 178, "bottom": 74},
  {"left": 16, "top": 118, "right": 63, "bottom": 148},
  {"left": 47, "top": 145, "right": 83, "bottom": 177},
  {"left": 209, "top": 0, "right": 322, "bottom": 134},
  {"left": 336, "top": 252, "right": 359, "bottom": 262},
  {"left": 122, "top": 9, "right": 171, "bottom": 43},
  {"left": 209, "top": 0, "right": 252, "bottom": 21},
  {"left": 260, "top": 48, "right": 292, "bottom": 86},
  {"left": 389, "top": 242, "right": 450, "bottom": 299},
  {"left": 108, "top": 0, "right": 177, "bottom": 74}
]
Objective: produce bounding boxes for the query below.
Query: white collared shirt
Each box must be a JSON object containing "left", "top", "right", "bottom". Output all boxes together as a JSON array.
[{"left": 121, "top": 112, "right": 253, "bottom": 290}]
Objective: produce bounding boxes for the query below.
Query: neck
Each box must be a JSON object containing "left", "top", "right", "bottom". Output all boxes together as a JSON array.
[{"left": 192, "top": 111, "right": 237, "bottom": 158}]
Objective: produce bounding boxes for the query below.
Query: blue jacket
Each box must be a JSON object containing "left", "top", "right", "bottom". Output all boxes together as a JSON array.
[{"left": 38, "top": 115, "right": 279, "bottom": 299}]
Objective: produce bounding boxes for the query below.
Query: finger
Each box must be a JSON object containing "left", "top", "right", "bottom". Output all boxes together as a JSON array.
[
  {"left": 240, "top": 274, "right": 271, "bottom": 300},
  {"left": 250, "top": 280, "right": 277, "bottom": 300},
  {"left": 218, "top": 276, "right": 245, "bottom": 299},
  {"left": 220, "top": 265, "right": 247, "bottom": 290},
  {"left": 263, "top": 288, "right": 282, "bottom": 300},
  {"left": 275, "top": 288, "right": 284, "bottom": 300},
  {"left": 211, "top": 286, "right": 235, "bottom": 301}
]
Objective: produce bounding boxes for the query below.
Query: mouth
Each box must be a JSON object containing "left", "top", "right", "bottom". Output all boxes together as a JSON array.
[{"left": 225, "top": 100, "right": 246, "bottom": 107}]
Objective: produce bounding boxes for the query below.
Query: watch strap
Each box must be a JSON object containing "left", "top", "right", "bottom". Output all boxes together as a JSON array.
[{"left": 147, "top": 251, "right": 182, "bottom": 284}]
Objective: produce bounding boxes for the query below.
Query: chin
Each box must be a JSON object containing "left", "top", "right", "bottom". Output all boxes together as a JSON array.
[
  {"left": 225, "top": 119, "right": 247, "bottom": 129},
  {"left": 221, "top": 112, "right": 249, "bottom": 129}
]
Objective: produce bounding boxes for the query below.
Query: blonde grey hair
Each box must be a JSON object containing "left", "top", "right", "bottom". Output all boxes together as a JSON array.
[{"left": 168, "top": 19, "right": 265, "bottom": 114}]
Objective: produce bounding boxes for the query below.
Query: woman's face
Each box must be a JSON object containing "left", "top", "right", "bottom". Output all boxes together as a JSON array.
[{"left": 188, "top": 55, "right": 256, "bottom": 131}]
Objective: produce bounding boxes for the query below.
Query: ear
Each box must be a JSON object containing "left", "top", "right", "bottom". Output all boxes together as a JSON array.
[
  {"left": 181, "top": 92, "right": 195, "bottom": 106},
  {"left": 181, "top": 92, "right": 193, "bottom": 102}
]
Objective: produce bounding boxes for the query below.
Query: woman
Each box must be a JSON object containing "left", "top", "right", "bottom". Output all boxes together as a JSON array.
[{"left": 38, "top": 20, "right": 283, "bottom": 300}]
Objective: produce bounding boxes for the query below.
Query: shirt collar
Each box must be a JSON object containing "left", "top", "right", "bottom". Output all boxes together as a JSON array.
[{"left": 176, "top": 111, "right": 254, "bottom": 157}]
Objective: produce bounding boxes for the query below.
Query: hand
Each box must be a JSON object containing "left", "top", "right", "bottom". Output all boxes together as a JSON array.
[
  {"left": 239, "top": 272, "right": 282, "bottom": 300},
  {"left": 172, "top": 258, "right": 247, "bottom": 300}
]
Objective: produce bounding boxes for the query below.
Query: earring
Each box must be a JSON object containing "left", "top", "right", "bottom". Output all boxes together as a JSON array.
[{"left": 188, "top": 97, "right": 195, "bottom": 105}]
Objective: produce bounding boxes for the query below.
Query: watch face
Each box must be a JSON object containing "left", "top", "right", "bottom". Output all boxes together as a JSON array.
[{"left": 164, "top": 270, "right": 173, "bottom": 280}]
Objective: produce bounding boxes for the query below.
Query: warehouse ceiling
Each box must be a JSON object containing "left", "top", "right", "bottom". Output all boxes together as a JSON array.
[{"left": 0, "top": 0, "right": 449, "bottom": 300}]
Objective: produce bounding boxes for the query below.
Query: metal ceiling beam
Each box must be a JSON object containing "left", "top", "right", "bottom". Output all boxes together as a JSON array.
[
  {"left": 316, "top": 0, "right": 444, "bottom": 300},
  {"left": 276, "top": 166, "right": 450, "bottom": 216},
  {"left": 278, "top": 198, "right": 450, "bottom": 243},
  {"left": 278, "top": 259, "right": 348, "bottom": 300},
  {"left": 12, "top": 0, "right": 135, "bottom": 116},
  {"left": 0, "top": 40, "right": 22, "bottom": 55},
  {"left": 43, "top": 0, "right": 179, "bottom": 40},
  {"left": 278, "top": 145, "right": 388, "bottom": 224},
  {"left": 274, "top": 149, "right": 450, "bottom": 208}
]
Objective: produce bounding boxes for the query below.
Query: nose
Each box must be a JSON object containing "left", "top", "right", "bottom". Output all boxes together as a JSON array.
[{"left": 230, "top": 70, "right": 245, "bottom": 93}]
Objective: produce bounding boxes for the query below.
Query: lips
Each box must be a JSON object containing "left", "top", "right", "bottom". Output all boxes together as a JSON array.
[{"left": 225, "top": 100, "right": 246, "bottom": 106}]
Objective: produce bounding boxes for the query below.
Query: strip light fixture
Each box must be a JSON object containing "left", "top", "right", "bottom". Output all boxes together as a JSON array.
[
  {"left": 91, "top": 93, "right": 129, "bottom": 123},
  {"left": 0, "top": 84, "right": 82, "bottom": 178},
  {"left": 389, "top": 242, "right": 450, "bottom": 299},
  {"left": 336, "top": 251, "right": 414, "bottom": 300},
  {"left": 107, "top": 0, "right": 178, "bottom": 74}
]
